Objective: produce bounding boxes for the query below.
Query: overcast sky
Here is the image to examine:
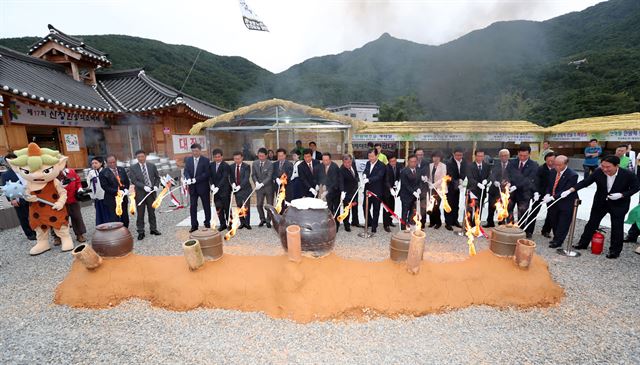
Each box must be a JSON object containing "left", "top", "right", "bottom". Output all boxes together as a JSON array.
[{"left": 0, "top": 0, "right": 605, "bottom": 73}]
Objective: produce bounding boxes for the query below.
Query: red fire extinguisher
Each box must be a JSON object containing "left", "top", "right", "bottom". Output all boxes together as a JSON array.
[{"left": 591, "top": 228, "right": 606, "bottom": 255}]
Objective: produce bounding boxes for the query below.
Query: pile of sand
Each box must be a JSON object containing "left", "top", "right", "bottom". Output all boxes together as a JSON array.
[{"left": 55, "top": 250, "right": 564, "bottom": 323}]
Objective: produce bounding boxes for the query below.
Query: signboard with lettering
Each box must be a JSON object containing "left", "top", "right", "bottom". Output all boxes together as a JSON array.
[
  {"left": 548, "top": 131, "right": 640, "bottom": 142},
  {"left": 172, "top": 135, "right": 207, "bottom": 154},
  {"left": 9, "top": 101, "right": 107, "bottom": 128}
]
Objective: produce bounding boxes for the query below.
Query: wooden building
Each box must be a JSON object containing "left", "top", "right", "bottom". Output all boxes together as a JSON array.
[{"left": 0, "top": 25, "right": 225, "bottom": 168}]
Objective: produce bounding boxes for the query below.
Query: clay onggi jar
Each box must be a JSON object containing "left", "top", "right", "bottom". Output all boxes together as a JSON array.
[{"left": 91, "top": 222, "right": 134, "bottom": 257}]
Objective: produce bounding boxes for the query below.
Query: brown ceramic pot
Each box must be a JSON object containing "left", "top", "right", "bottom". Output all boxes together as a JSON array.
[
  {"left": 489, "top": 225, "right": 525, "bottom": 257},
  {"left": 91, "top": 222, "right": 134, "bottom": 257},
  {"left": 190, "top": 228, "right": 223, "bottom": 261},
  {"left": 390, "top": 230, "right": 412, "bottom": 262}
]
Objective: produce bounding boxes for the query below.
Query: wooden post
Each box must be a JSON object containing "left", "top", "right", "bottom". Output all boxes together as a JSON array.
[
  {"left": 472, "top": 140, "right": 478, "bottom": 158},
  {"left": 405, "top": 140, "right": 409, "bottom": 161}
]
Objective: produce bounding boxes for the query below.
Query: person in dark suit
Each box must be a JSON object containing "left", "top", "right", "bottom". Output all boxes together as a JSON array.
[
  {"left": 400, "top": 154, "right": 421, "bottom": 230},
  {"left": 445, "top": 147, "right": 466, "bottom": 230},
  {"left": 184, "top": 143, "right": 211, "bottom": 233},
  {"left": 565, "top": 155, "right": 640, "bottom": 258},
  {"left": 528, "top": 151, "right": 556, "bottom": 238},
  {"left": 508, "top": 145, "right": 539, "bottom": 238},
  {"left": 209, "top": 149, "right": 230, "bottom": 232},
  {"left": 99, "top": 154, "right": 130, "bottom": 228},
  {"left": 316, "top": 153, "right": 341, "bottom": 230},
  {"left": 466, "top": 149, "right": 491, "bottom": 227},
  {"left": 252, "top": 148, "right": 274, "bottom": 228},
  {"left": 296, "top": 149, "right": 320, "bottom": 198},
  {"left": 383, "top": 154, "right": 401, "bottom": 232},
  {"left": 362, "top": 149, "right": 386, "bottom": 233},
  {"left": 230, "top": 151, "right": 252, "bottom": 229},
  {"left": 485, "top": 149, "right": 512, "bottom": 227},
  {"left": 543, "top": 155, "right": 578, "bottom": 248},
  {"left": 338, "top": 154, "right": 361, "bottom": 231},
  {"left": 272, "top": 148, "right": 293, "bottom": 204},
  {"left": 309, "top": 141, "right": 323, "bottom": 161},
  {"left": 1, "top": 153, "right": 36, "bottom": 240},
  {"left": 129, "top": 150, "right": 161, "bottom": 240}
]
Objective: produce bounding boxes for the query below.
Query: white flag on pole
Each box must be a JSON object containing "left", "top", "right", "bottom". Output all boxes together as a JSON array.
[{"left": 239, "top": 0, "right": 269, "bottom": 32}]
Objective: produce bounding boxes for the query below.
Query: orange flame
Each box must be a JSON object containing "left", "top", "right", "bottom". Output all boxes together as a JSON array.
[
  {"left": 441, "top": 175, "right": 452, "bottom": 213},
  {"left": 495, "top": 184, "right": 510, "bottom": 222},
  {"left": 337, "top": 201, "right": 356, "bottom": 223},
  {"left": 152, "top": 181, "right": 171, "bottom": 209},
  {"left": 115, "top": 190, "right": 123, "bottom": 216},
  {"left": 129, "top": 189, "right": 136, "bottom": 215},
  {"left": 225, "top": 206, "right": 247, "bottom": 240},
  {"left": 275, "top": 173, "right": 288, "bottom": 214},
  {"left": 413, "top": 210, "right": 422, "bottom": 231},
  {"left": 464, "top": 212, "right": 477, "bottom": 256},
  {"left": 473, "top": 205, "right": 482, "bottom": 237}
]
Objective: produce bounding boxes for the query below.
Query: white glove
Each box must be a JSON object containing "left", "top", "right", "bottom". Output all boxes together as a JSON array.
[
  {"left": 457, "top": 184, "right": 464, "bottom": 190},
  {"left": 533, "top": 192, "right": 540, "bottom": 201},
  {"left": 255, "top": 182, "right": 264, "bottom": 190},
  {"left": 340, "top": 191, "right": 346, "bottom": 201},
  {"left": 509, "top": 185, "right": 517, "bottom": 193},
  {"left": 393, "top": 181, "right": 400, "bottom": 190},
  {"left": 560, "top": 190, "right": 571, "bottom": 199},
  {"left": 428, "top": 182, "right": 435, "bottom": 190},
  {"left": 231, "top": 183, "right": 240, "bottom": 193},
  {"left": 361, "top": 177, "right": 369, "bottom": 184},
  {"left": 413, "top": 191, "right": 420, "bottom": 199},
  {"left": 481, "top": 179, "right": 488, "bottom": 186},
  {"left": 212, "top": 187, "right": 219, "bottom": 195},
  {"left": 493, "top": 181, "right": 500, "bottom": 188},
  {"left": 275, "top": 178, "right": 281, "bottom": 186},
  {"left": 315, "top": 185, "right": 320, "bottom": 192},
  {"left": 607, "top": 193, "right": 623, "bottom": 201},
  {"left": 188, "top": 178, "right": 196, "bottom": 185},
  {"left": 390, "top": 188, "right": 397, "bottom": 198},
  {"left": 122, "top": 189, "right": 129, "bottom": 196},
  {"left": 321, "top": 191, "right": 328, "bottom": 199},
  {"left": 469, "top": 192, "right": 478, "bottom": 200},
  {"left": 77, "top": 188, "right": 85, "bottom": 193},
  {"left": 210, "top": 184, "right": 216, "bottom": 192},
  {"left": 416, "top": 188, "right": 421, "bottom": 195},
  {"left": 476, "top": 182, "right": 484, "bottom": 190},
  {"left": 144, "top": 186, "right": 152, "bottom": 193},
  {"left": 462, "top": 178, "right": 468, "bottom": 188},
  {"left": 153, "top": 186, "right": 159, "bottom": 192},
  {"left": 309, "top": 187, "right": 317, "bottom": 196},
  {"left": 542, "top": 194, "right": 554, "bottom": 204},
  {"left": 421, "top": 176, "right": 429, "bottom": 183}
]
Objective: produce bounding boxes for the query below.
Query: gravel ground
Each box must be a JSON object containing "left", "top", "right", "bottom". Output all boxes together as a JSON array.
[{"left": 1, "top": 201, "right": 639, "bottom": 364}]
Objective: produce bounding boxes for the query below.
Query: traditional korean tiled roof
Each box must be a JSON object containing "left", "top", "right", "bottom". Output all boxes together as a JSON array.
[
  {"left": 0, "top": 46, "right": 114, "bottom": 112},
  {"left": 96, "top": 69, "right": 226, "bottom": 118},
  {"left": 28, "top": 24, "right": 111, "bottom": 66}
]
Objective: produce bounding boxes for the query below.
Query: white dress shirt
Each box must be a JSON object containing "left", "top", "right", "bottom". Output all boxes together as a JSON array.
[{"left": 606, "top": 169, "right": 618, "bottom": 192}]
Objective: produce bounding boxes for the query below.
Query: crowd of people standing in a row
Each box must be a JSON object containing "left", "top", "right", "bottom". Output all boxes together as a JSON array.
[{"left": 2, "top": 138, "right": 639, "bottom": 258}]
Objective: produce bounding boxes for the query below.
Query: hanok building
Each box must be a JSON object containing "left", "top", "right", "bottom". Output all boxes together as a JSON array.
[{"left": 0, "top": 25, "right": 225, "bottom": 168}]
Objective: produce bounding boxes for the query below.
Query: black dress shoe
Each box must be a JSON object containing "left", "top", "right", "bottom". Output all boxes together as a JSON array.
[
  {"left": 352, "top": 223, "right": 363, "bottom": 228},
  {"left": 204, "top": 224, "right": 211, "bottom": 229},
  {"left": 266, "top": 222, "right": 272, "bottom": 228},
  {"left": 445, "top": 225, "right": 453, "bottom": 231},
  {"left": 541, "top": 232, "right": 551, "bottom": 238},
  {"left": 244, "top": 224, "right": 252, "bottom": 230},
  {"left": 548, "top": 241, "right": 562, "bottom": 248},
  {"left": 27, "top": 235, "right": 37, "bottom": 241},
  {"left": 606, "top": 253, "right": 620, "bottom": 259},
  {"left": 371, "top": 227, "right": 377, "bottom": 233},
  {"left": 428, "top": 223, "right": 435, "bottom": 228},
  {"left": 400, "top": 225, "right": 406, "bottom": 231},
  {"left": 483, "top": 223, "right": 495, "bottom": 228},
  {"left": 453, "top": 223, "right": 463, "bottom": 228},
  {"left": 150, "top": 230, "right": 161, "bottom": 235},
  {"left": 572, "top": 244, "right": 588, "bottom": 250},
  {"left": 526, "top": 233, "right": 533, "bottom": 239},
  {"left": 217, "top": 226, "right": 227, "bottom": 232},
  {"left": 345, "top": 226, "right": 351, "bottom": 232},
  {"left": 434, "top": 224, "right": 441, "bottom": 230},
  {"left": 383, "top": 226, "right": 391, "bottom": 233},
  {"left": 259, "top": 221, "right": 265, "bottom": 227},
  {"left": 137, "top": 233, "right": 145, "bottom": 240},
  {"left": 623, "top": 236, "right": 638, "bottom": 243},
  {"left": 189, "top": 227, "right": 198, "bottom": 233},
  {"left": 389, "top": 223, "right": 396, "bottom": 227}
]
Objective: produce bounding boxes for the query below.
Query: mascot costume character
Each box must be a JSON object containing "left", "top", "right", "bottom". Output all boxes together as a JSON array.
[{"left": 7, "top": 143, "right": 74, "bottom": 255}]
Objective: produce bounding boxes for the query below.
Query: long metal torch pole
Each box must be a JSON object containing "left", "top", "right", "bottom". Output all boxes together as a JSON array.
[
  {"left": 557, "top": 198, "right": 581, "bottom": 257},
  {"left": 358, "top": 191, "right": 373, "bottom": 238}
]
